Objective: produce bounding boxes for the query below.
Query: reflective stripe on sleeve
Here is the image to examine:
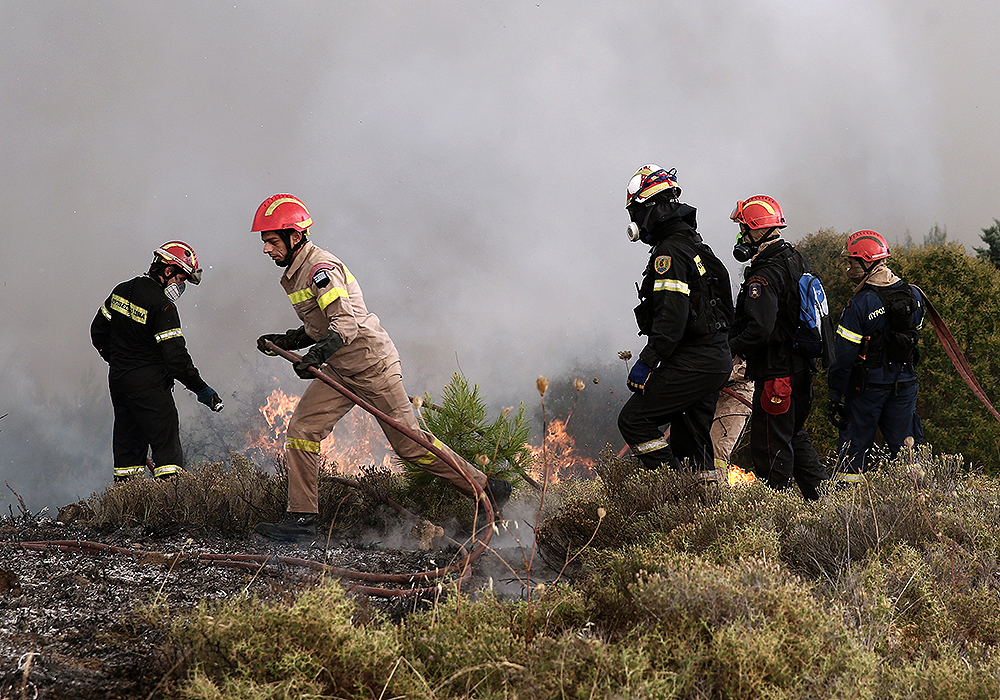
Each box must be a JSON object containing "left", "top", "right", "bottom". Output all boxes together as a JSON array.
[
  {"left": 286, "top": 437, "right": 322, "bottom": 453},
  {"left": 114, "top": 465, "right": 146, "bottom": 478},
  {"left": 99, "top": 304, "right": 111, "bottom": 320},
  {"left": 653, "top": 279, "right": 690, "bottom": 295},
  {"left": 288, "top": 288, "right": 315, "bottom": 304},
  {"left": 317, "top": 286, "right": 349, "bottom": 310},
  {"left": 836, "top": 325, "right": 864, "bottom": 344},
  {"left": 835, "top": 472, "right": 863, "bottom": 483},
  {"left": 154, "top": 328, "right": 183, "bottom": 343}
]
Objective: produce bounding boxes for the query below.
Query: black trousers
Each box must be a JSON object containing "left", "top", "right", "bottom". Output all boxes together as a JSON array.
[
  {"left": 750, "top": 369, "right": 827, "bottom": 499},
  {"left": 109, "top": 373, "right": 183, "bottom": 478},
  {"left": 618, "top": 365, "right": 730, "bottom": 471}
]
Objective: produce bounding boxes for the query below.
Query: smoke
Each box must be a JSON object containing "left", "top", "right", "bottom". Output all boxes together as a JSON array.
[{"left": 2, "top": 1, "right": 998, "bottom": 512}]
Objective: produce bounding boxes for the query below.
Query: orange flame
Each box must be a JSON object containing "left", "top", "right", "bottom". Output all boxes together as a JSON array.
[
  {"left": 246, "top": 388, "right": 394, "bottom": 475},
  {"left": 727, "top": 464, "right": 756, "bottom": 487},
  {"left": 528, "top": 418, "right": 596, "bottom": 483}
]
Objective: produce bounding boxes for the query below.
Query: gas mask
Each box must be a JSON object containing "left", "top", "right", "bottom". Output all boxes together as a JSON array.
[
  {"left": 733, "top": 227, "right": 775, "bottom": 262},
  {"left": 732, "top": 228, "right": 757, "bottom": 263},
  {"left": 164, "top": 281, "right": 186, "bottom": 301},
  {"left": 626, "top": 199, "right": 677, "bottom": 244}
]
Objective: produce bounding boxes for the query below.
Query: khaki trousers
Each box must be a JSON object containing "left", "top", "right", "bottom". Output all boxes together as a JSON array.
[{"left": 284, "top": 357, "right": 486, "bottom": 513}]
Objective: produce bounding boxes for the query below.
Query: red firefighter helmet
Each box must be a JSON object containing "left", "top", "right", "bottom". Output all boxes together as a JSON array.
[
  {"left": 625, "top": 164, "right": 680, "bottom": 207},
  {"left": 251, "top": 194, "right": 313, "bottom": 233},
  {"left": 154, "top": 241, "right": 202, "bottom": 284},
  {"left": 730, "top": 195, "right": 786, "bottom": 230},
  {"left": 843, "top": 230, "right": 890, "bottom": 262}
]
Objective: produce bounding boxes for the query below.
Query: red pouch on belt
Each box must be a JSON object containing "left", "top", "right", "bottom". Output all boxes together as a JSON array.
[{"left": 761, "top": 376, "right": 792, "bottom": 415}]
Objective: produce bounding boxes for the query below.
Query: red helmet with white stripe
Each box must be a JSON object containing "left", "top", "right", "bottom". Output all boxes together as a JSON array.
[
  {"left": 154, "top": 241, "right": 202, "bottom": 284},
  {"left": 251, "top": 194, "right": 313, "bottom": 233}
]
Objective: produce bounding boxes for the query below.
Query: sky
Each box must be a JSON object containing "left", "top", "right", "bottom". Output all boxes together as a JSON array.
[{"left": 2, "top": 0, "right": 998, "bottom": 512}]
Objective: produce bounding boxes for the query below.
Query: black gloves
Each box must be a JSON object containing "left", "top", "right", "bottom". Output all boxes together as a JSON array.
[
  {"left": 827, "top": 399, "right": 846, "bottom": 429},
  {"left": 256, "top": 326, "right": 313, "bottom": 355},
  {"left": 293, "top": 330, "right": 345, "bottom": 379},
  {"left": 196, "top": 385, "right": 224, "bottom": 412}
]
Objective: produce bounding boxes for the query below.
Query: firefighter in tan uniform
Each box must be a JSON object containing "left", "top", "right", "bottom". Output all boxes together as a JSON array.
[
  {"left": 710, "top": 357, "right": 753, "bottom": 473},
  {"left": 250, "top": 194, "right": 511, "bottom": 542}
]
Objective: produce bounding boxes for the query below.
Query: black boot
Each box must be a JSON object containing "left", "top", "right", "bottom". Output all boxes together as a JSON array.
[
  {"left": 254, "top": 512, "right": 318, "bottom": 543},
  {"left": 486, "top": 476, "right": 512, "bottom": 516}
]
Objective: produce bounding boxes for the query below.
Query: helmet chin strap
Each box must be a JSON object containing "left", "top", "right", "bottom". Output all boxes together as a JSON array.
[{"left": 275, "top": 231, "right": 308, "bottom": 267}]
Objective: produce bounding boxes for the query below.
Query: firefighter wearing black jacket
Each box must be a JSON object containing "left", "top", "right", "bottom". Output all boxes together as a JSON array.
[
  {"left": 828, "top": 230, "right": 923, "bottom": 480},
  {"left": 618, "top": 165, "right": 734, "bottom": 477},
  {"left": 729, "top": 196, "right": 827, "bottom": 500},
  {"left": 91, "top": 241, "right": 222, "bottom": 481}
]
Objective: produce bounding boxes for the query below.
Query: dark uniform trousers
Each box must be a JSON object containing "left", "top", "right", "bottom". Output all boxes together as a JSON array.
[
  {"left": 618, "top": 364, "right": 731, "bottom": 471},
  {"left": 750, "top": 368, "right": 826, "bottom": 500},
  {"left": 839, "top": 380, "right": 919, "bottom": 474},
  {"left": 109, "top": 372, "right": 183, "bottom": 478}
]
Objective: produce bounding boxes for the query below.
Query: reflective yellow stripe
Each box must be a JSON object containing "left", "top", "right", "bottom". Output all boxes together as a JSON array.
[
  {"left": 714, "top": 458, "right": 729, "bottom": 470},
  {"left": 153, "top": 464, "right": 181, "bottom": 478},
  {"left": 286, "top": 437, "right": 322, "bottom": 453},
  {"left": 288, "top": 288, "right": 315, "bottom": 304},
  {"left": 109, "top": 294, "right": 148, "bottom": 324},
  {"left": 653, "top": 279, "right": 690, "bottom": 295},
  {"left": 836, "top": 325, "right": 863, "bottom": 344},
  {"left": 343, "top": 265, "right": 355, "bottom": 284},
  {"left": 317, "top": 286, "right": 348, "bottom": 309},
  {"left": 836, "top": 472, "right": 863, "bottom": 483},
  {"left": 114, "top": 465, "right": 146, "bottom": 478},
  {"left": 414, "top": 438, "right": 445, "bottom": 466},
  {"left": 633, "top": 437, "right": 669, "bottom": 454},
  {"left": 99, "top": 304, "right": 111, "bottom": 320},
  {"left": 154, "top": 328, "right": 183, "bottom": 343}
]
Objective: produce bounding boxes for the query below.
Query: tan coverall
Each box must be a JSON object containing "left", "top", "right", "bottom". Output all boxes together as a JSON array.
[
  {"left": 710, "top": 357, "right": 754, "bottom": 471},
  {"left": 279, "top": 240, "right": 486, "bottom": 513}
]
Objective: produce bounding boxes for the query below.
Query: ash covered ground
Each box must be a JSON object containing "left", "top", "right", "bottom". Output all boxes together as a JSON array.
[{"left": 0, "top": 511, "right": 541, "bottom": 699}]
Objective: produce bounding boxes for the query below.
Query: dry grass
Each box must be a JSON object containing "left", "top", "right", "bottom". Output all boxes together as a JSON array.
[{"left": 73, "top": 445, "right": 1000, "bottom": 699}]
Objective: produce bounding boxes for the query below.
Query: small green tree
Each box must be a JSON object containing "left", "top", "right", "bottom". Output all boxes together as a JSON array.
[
  {"left": 974, "top": 218, "right": 1000, "bottom": 269},
  {"left": 404, "top": 372, "right": 533, "bottom": 486}
]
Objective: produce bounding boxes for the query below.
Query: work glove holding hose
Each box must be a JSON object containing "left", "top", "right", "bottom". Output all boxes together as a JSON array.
[
  {"left": 294, "top": 330, "right": 344, "bottom": 379},
  {"left": 196, "top": 385, "right": 225, "bottom": 412},
  {"left": 257, "top": 326, "right": 313, "bottom": 355}
]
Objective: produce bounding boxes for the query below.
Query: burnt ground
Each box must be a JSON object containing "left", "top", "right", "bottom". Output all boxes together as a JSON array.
[{"left": 0, "top": 514, "right": 545, "bottom": 700}]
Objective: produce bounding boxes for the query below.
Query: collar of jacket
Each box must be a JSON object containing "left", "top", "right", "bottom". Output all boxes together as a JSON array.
[
  {"left": 749, "top": 236, "right": 789, "bottom": 263},
  {"left": 282, "top": 239, "right": 317, "bottom": 281},
  {"left": 645, "top": 203, "right": 698, "bottom": 243},
  {"left": 852, "top": 263, "right": 900, "bottom": 294}
]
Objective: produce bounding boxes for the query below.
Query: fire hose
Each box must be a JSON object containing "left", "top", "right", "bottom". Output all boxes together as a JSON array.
[
  {"left": 913, "top": 285, "right": 1000, "bottom": 422},
  {"left": 20, "top": 539, "right": 472, "bottom": 598}
]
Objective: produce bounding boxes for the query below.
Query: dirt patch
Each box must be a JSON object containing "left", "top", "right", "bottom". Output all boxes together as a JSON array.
[
  {"left": 0, "top": 514, "right": 548, "bottom": 699},
  {"left": 0, "top": 518, "right": 452, "bottom": 698}
]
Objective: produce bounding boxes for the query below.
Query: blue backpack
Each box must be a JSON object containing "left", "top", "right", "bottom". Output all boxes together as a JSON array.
[{"left": 792, "top": 270, "right": 836, "bottom": 367}]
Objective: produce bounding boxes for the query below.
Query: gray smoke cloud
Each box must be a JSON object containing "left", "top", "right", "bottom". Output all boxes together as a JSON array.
[{"left": 2, "top": 1, "right": 998, "bottom": 512}]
